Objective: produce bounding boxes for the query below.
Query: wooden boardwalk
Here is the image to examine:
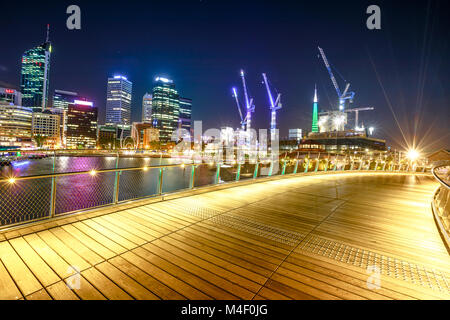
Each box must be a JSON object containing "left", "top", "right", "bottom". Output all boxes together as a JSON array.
[{"left": 0, "top": 172, "right": 449, "bottom": 300}]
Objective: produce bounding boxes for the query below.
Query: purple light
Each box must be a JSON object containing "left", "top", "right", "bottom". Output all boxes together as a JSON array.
[{"left": 74, "top": 100, "right": 93, "bottom": 106}]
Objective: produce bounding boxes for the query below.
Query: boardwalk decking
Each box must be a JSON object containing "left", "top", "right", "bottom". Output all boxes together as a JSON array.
[{"left": 0, "top": 172, "right": 449, "bottom": 300}]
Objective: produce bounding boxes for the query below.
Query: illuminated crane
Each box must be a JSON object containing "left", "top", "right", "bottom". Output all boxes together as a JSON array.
[
  {"left": 240, "top": 70, "right": 255, "bottom": 133},
  {"left": 318, "top": 46, "right": 355, "bottom": 111},
  {"left": 262, "top": 73, "right": 282, "bottom": 139},
  {"left": 231, "top": 87, "right": 246, "bottom": 130}
]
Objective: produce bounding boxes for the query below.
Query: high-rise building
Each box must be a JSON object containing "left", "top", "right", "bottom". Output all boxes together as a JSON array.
[
  {"left": 20, "top": 26, "right": 51, "bottom": 112},
  {"left": 106, "top": 75, "right": 132, "bottom": 125},
  {"left": 142, "top": 93, "right": 152, "bottom": 123},
  {"left": 288, "top": 129, "right": 303, "bottom": 141},
  {"left": 53, "top": 90, "right": 79, "bottom": 111},
  {"left": 312, "top": 85, "right": 319, "bottom": 133},
  {"left": 52, "top": 90, "right": 81, "bottom": 147},
  {"left": 32, "top": 110, "right": 60, "bottom": 148},
  {"left": 151, "top": 77, "right": 180, "bottom": 143},
  {"left": 66, "top": 100, "right": 98, "bottom": 149},
  {"left": 0, "top": 104, "right": 33, "bottom": 148},
  {"left": 179, "top": 97, "right": 192, "bottom": 134},
  {"left": 0, "top": 87, "right": 22, "bottom": 105}
]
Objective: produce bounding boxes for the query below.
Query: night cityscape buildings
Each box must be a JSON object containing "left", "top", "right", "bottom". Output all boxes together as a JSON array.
[
  {"left": 142, "top": 93, "right": 152, "bottom": 123},
  {"left": 66, "top": 100, "right": 98, "bottom": 149},
  {"left": 20, "top": 27, "right": 51, "bottom": 112},
  {"left": 106, "top": 76, "right": 132, "bottom": 126}
]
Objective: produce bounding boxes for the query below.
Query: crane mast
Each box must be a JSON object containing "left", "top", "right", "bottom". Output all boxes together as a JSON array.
[
  {"left": 262, "top": 73, "right": 281, "bottom": 139},
  {"left": 240, "top": 70, "right": 254, "bottom": 134}
]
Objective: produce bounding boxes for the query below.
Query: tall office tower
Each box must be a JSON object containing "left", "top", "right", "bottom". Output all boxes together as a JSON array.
[
  {"left": 142, "top": 93, "right": 152, "bottom": 123},
  {"left": 20, "top": 25, "right": 52, "bottom": 112},
  {"left": 66, "top": 100, "right": 98, "bottom": 149},
  {"left": 179, "top": 97, "right": 192, "bottom": 134},
  {"left": 52, "top": 90, "right": 81, "bottom": 147},
  {"left": 151, "top": 77, "right": 180, "bottom": 143},
  {"left": 312, "top": 85, "right": 319, "bottom": 133},
  {"left": 106, "top": 75, "right": 132, "bottom": 125}
]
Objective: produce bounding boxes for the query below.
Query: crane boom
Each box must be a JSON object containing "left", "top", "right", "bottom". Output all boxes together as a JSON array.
[
  {"left": 318, "top": 46, "right": 341, "bottom": 97},
  {"left": 240, "top": 69, "right": 254, "bottom": 133},
  {"left": 262, "top": 73, "right": 282, "bottom": 136},
  {"left": 232, "top": 87, "right": 245, "bottom": 130}
]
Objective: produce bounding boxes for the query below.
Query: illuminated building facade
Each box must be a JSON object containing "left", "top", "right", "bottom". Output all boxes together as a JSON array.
[
  {"left": 312, "top": 86, "right": 319, "bottom": 133},
  {"left": 52, "top": 90, "right": 81, "bottom": 147},
  {"left": 20, "top": 35, "right": 51, "bottom": 112},
  {"left": 151, "top": 77, "right": 180, "bottom": 143},
  {"left": 142, "top": 93, "right": 152, "bottom": 123},
  {"left": 0, "top": 104, "right": 33, "bottom": 148},
  {"left": 32, "top": 110, "right": 60, "bottom": 148},
  {"left": 66, "top": 100, "right": 98, "bottom": 149},
  {"left": 288, "top": 129, "right": 303, "bottom": 141},
  {"left": 106, "top": 76, "right": 132, "bottom": 125},
  {"left": 0, "top": 87, "right": 22, "bottom": 105},
  {"left": 179, "top": 97, "right": 192, "bottom": 134}
]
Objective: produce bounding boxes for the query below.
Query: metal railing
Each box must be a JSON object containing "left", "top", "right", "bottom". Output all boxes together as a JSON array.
[
  {"left": 0, "top": 153, "right": 431, "bottom": 230},
  {"left": 431, "top": 162, "right": 450, "bottom": 249}
]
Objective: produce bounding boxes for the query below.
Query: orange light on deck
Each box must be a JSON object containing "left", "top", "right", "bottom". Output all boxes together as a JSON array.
[
  {"left": 407, "top": 149, "right": 420, "bottom": 162},
  {"left": 8, "top": 178, "right": 16, "bottom": 184},
  {"left": 89, "top": 170, "right": 97, "bottom": 176}
]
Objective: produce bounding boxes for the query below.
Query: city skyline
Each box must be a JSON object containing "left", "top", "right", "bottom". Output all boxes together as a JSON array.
[{"left": 0, "top": 0, "right": 448, "bottom": 152}]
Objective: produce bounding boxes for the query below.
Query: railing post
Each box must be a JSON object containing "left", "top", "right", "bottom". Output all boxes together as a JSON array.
[
  {"left": 281, "top": 160, "right": 287, "bottom": 175},
  {"left": 349, "top": 160, "right": 353, "bottom": 171},
  {"left": 374, "top": 161, "right": 379, "bottom": 171},
  {"left": 113, "top": 152, "right": 120, "bottom": 204},
  {"left": 215, "top": 163, "right": 221, "bottom": 184},
  {"left": 268, "top": 160, "right": 274, "bottom": 176},
  {"left": 314, "top": 158, "right": 319, "bottom": 172},
  {"left": 253, "top": 161, "right": 259, "bottom": 178},
  {"left": 158, "top": 168, "right": 164, "bottom": 195},
  {"left": 189, "top": 165, "right": 195, "bottom": 189},
  {"left": 236, "top": 163, "right": 241, "bottom": 181},
  {"left": 359, "top": 160, "right": 363, "bottom": 171},
  {"left": 293, "top": 159, "right": 299, "bottom": 174},
  {"left": 304, "top": 158, "right": 310, "bottom": 173},
  {"left": 382, "top": 162, "right": 387, "bottom": 171},
  {"left": 49, "top": 150, "right": 56, "bottom": 218}
]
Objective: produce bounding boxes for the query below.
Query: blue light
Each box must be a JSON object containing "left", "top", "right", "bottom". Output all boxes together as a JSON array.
[{"left": 12, "top": 161, "right": 30, "bottom": 167}]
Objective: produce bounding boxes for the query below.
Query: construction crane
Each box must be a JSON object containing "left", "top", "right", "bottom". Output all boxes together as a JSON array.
[
  {"left": 240, "top": 70, "right": 255, "bottom": 133},
  {"left": 318, "top": 46, "right": 355, "bottom": 111},
  {"left": 261, "top": 73, "right": 282, "bottom": 138},
  {"left": 231, "top": 87, "right": 246, "bottom": 130}
]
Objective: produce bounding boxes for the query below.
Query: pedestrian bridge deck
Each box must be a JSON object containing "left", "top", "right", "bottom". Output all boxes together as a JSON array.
[{"left": 0, "top": 172, "right": 449, "bottom": 300}]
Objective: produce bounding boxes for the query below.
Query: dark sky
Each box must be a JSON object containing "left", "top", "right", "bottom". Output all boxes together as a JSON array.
[{"left": 1, "top": 0, "right": 449, "bottom": 152}]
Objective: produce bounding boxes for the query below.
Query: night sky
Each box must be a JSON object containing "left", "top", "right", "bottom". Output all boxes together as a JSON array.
[{"left": 1, "top": 0, "right": 449, "bottom": 152}]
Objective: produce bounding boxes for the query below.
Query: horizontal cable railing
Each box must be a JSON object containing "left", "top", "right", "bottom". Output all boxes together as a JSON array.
[
  {"left": 0, "top": 152, "right": 431, "bottom": 230},
  {"left": 431, "top": 162, "right": 450, "bottom": 249}
]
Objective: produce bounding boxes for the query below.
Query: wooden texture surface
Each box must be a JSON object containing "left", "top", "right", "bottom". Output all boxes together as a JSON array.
[{"left": 0, "top": 172, "right": 448, "bottom": 300}]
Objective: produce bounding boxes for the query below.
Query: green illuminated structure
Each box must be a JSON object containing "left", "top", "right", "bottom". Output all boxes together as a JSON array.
[
  {"left": 20, "top": 27, "right": 51, "bottom": 112},
  {"left": 312, "top": 85, "right": 319, "bottom": 133}
]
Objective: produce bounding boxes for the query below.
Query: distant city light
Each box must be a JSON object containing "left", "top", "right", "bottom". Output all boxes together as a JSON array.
[
  {"left": 407, "top": 149, "right": 420, "bottom": 161},
  {"left": 155, "top": 77, "right": 173, "bottom": 83},
  {"left": 369, "top": 127, "right": 375, "bottom": 135},
  {"left": 114, "top": 75, "right": 128, "bottom": 80},
  {"left": 74, "top": 100, "right": 93, "bottom": 106}
]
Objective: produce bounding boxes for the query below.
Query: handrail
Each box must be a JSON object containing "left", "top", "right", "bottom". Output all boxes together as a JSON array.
[
  {"left": 431, "top": 162, "right": 450, "bottom": 251},
  {"left": 0, "top": 155, "right": 432, "bottom": 231}
]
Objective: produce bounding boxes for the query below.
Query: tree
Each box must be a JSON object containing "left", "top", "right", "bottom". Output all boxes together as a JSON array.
[{"left": 33, "top": 135, "right": 47, "bottom": 148}]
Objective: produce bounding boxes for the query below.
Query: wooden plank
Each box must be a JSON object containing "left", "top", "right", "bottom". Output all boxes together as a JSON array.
[
  {"left": 81, "top": 267, "right": 133, "bottom": 300},
  {"left": 72, "top": 221, "right": 128, "bottom": 254},
  {"left": 50, "top": 227, "right": 105, "bottom": 265},
  {"left": 0, "top": 241, "right": 42, "bottom": 296},
  {"left": 0, "top": 260, "right": 22, "bottom": 300},
  {"left": 121, "top": 251, "right": 211, "bottom": 300},
  {"left": 25, "top": 288, "right": 52, "bottom": 300},
  {"left": 95, "top": 261, "right": 160, "bottom": 300},
  {"left": 108, "top": 256, "right": 185, "bottom": 300},
  {"left": 23, "top": 233, "right": 70, "bottom": 279},
  {"left": 60, "top": 224, "right": 115, "bottom": 260},
  {"left": 9, "top": 237, "right": 60, "bottom": 287},
  {"left": 46, "top": 281, "right": 80, "bottom": 300}
]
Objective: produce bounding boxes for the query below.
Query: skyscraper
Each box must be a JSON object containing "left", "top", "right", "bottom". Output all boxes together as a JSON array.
[
  {"left": 151, "top": 77, "right": 180, "bottom": 143},
  {"left": 142, "top": 93, "right": 152, "bottom": 123},
  {"left": 20, "top": 25, "right": 51, "bottom": 112},
  {"left": 312, "top": 85, "right": 319, "bottom": 133},
  {"left": 179, "top": 97, "right": 192, "bottom": 134},
  {"left": 106, "top": 75, "right": 132, "bottom": 125},
  {"left": 51, "top": 90, "right": 82, "bottom": 147},
  {"left": 66, "top": 100, "right": 98, "bottom": 149}
]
